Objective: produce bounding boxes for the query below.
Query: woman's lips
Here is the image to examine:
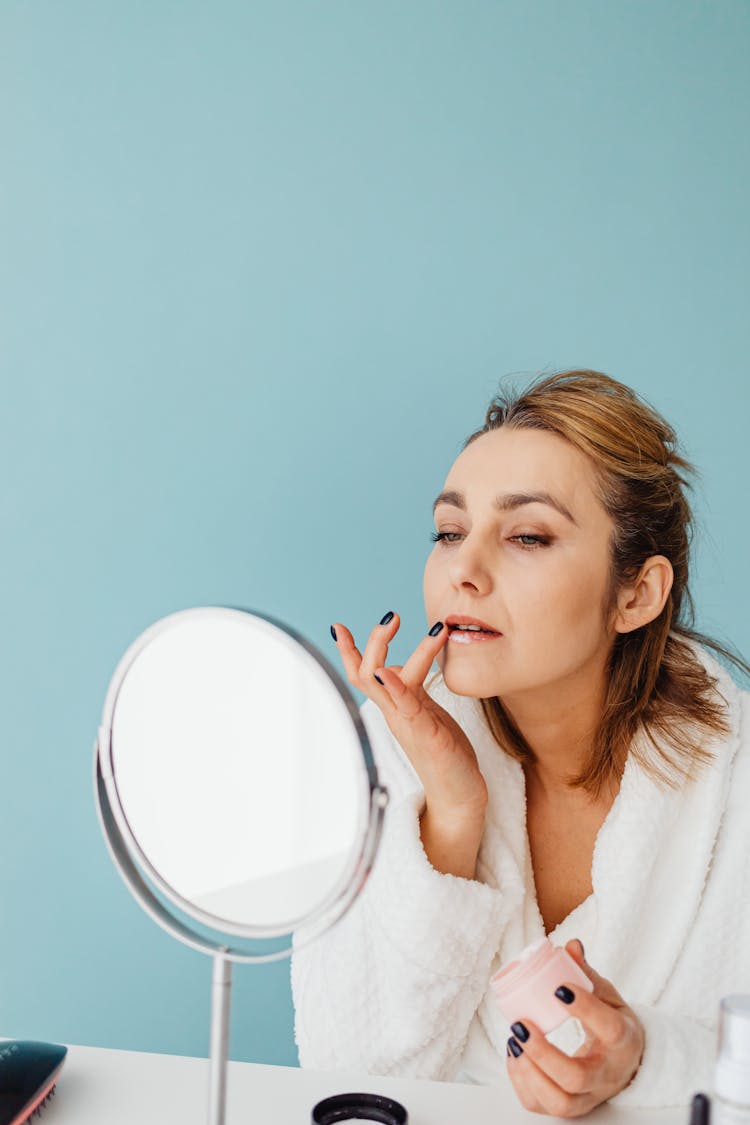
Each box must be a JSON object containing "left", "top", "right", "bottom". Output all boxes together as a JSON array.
[{"left": 448, "top": 629, "right": 502, "bottom": 645}]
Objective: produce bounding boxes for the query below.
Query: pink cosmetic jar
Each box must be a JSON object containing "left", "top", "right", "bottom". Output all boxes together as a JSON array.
[{"left": 490, "top": 938, "right": 594, "bottom": 1055}]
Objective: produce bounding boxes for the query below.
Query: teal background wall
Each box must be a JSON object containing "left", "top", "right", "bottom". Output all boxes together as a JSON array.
[{"left": 1, "top": 0, "right": 748, "bottom": 1067}]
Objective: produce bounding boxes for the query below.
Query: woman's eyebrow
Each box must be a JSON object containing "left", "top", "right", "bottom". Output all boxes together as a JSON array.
[{"left": 432, "top": 489, "right": 578, "bottom": 526}]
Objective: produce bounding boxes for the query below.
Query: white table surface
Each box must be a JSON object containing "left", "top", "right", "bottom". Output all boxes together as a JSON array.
[{"left": 23, "top": 1041, "right": 689, "bottom": 1125}]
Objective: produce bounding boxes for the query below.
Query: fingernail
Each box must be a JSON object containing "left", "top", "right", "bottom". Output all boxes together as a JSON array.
[
  {"left": 578, "top": 940, "right": 586, "bottom": 960},
  {"left": 508, "top": 1037, "right": 523, "bottom": 1058},
  {"left": 374, "top": 673, "right": 384, "bottom": 685},
  {"left": 555, "top": 986, "right": 575, "bottom": 1004},
  {"left": 428, "top": 621, "right": 444, "bottom": 637},
  {"left": 379, "top": 611, "right": 394, "bottom": 626},
  {"left": 511, "top": 1022, "right": 529, "bottom": 1043},
  {"left": 330, "top": 625, "right": 338, "bottom": 641}
]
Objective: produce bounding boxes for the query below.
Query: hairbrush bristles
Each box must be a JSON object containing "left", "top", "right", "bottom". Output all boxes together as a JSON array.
[{"left": 27, "top": 1084, "right": 56, "bottom": 1119}]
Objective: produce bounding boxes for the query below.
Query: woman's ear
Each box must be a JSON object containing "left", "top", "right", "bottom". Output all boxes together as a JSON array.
[{"left": 613, "top": 555, "right": 674, "bottom": 634}]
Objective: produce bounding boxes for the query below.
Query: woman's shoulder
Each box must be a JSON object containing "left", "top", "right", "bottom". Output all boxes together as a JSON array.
[
  {"left": 686, "top": 639, "right": 748, "bottom": 738},
  {"left": 687, "top": 643, "right": 750, "bottom": 851},
  {"left": 672, "top": 639, "right": 750, "bottom": 796},
  {"left": 713, "top": 655, "right": 750, "bottom": 775}
]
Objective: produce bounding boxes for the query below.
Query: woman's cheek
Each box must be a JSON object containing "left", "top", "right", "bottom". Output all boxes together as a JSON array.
[{"left": 422, "top": 558, "right": 439, "bottom": 618}]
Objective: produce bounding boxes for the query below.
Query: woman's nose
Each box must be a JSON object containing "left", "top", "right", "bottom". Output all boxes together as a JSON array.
[{"left": 448, "top": 540, "right": 493, "bottom": 594}]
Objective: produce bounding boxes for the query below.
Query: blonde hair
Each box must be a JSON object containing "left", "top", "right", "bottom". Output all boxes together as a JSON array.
[{"left": 462, "top": 369, "right": 748, "bottom": 795}]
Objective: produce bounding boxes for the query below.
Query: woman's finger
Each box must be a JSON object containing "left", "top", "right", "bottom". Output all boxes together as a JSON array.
[
  {"left": 505, "top": 1049, "right": 542, "bottom": 1114},
  {"left": 373, "top": 669, "right": 455, "bottom": 748},
  {"left": 330, "top": 623, "right": 363, "bottom": 677},
  {"left": 358, "top": 611, "right": 401, "bottom": 682},
  {"left": 507, "top": 1042, "right": 590, "bottom": 1119},
  {"left": 396, "top": 620, "right": 449, "bottom": 689},
  {"left": 330, "top": 621, "right": 407, "bottom": 715},
  {"left": 564, "top": 938, "right": 586, "bottom": 968},
  {"left": 331, "top": 622, "right": 395, "bottom": 711},
  {"left": 372, "top": 666, "right": 427, "bottom": 721},
  {"left": 506, "top": 1019, "right": 594, "bottom": 1097},
  {"left": 553, "top": 981, "right": 629, "bottom": 1048},
  {"left": 563, "top": 939, "right": 626, "bottom": 1007}
]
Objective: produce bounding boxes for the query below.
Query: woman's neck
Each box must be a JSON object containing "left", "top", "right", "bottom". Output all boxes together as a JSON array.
[{"left": 501, "top": 655, "right": 610, "bottom": 795}]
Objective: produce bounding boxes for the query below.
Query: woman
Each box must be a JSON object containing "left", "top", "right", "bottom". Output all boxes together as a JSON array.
[{"left": 291, "top": 370, "right": 750, "bottom": 1116}]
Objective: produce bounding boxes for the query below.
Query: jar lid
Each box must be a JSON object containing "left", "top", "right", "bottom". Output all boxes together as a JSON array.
[{"left": 311, "top": 1092, "right": 408, "bottom": 1124}]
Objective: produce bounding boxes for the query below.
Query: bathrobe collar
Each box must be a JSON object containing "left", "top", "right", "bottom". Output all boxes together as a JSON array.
[{"left": 428, "top": 641, "right": 743, "bottom": 1006}]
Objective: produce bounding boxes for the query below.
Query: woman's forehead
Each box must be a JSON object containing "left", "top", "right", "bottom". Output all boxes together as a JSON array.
[
  {"left": 441, "top": 428, "right": 605, "bottom": 518},
  {"left": 449, "top": 427, "right": 594, "bottom": 486}
]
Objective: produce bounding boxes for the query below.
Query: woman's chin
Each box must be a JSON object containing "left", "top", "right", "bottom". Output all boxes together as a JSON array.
[{"left": 441, "top": 660, "right": 496, "bottom": 698}]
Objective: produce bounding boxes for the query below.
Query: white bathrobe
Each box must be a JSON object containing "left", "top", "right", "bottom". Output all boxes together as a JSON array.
[{"left": 291, "top": 642, "right": 750, "bottom": 1107}]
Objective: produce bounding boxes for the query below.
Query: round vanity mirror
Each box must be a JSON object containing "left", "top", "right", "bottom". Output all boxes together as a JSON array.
[
  {"left": 94, "top": 606, "right": 388, "bottom": 1125},
  {"left": 104, "top": 608, "right": 373, "bottom": 935}
]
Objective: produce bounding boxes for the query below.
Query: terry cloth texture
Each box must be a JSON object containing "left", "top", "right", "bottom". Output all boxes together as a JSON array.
[{"left": 291, "top": 641, "right": 749, "bottom": 1108}]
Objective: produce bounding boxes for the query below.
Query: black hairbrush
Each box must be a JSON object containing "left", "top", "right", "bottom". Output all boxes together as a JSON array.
[{"left": 0, "top": 1041, "right": 66, "bottom": 1125}]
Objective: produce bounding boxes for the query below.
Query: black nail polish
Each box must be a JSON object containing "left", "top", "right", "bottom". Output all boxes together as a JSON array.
[
  {"left": 330, "top": 625, "right": 337, "bottom": 641},
  {"left": 428, "top": 621, "right": 444, "bottom": 637},
  {"left": 555, "top": 986, "right": 575, "bottom": 1004},
  {"left": 374, "top": 673, "right": 384, "bottom": 685},
  {"left": 379, "top": 611, "right": 394, "bottom": 626},
  {"left": 578, "top": 940, "right": 585, "bottom": 960},
  {"left": 508, "top": 1037, "right": 523, "bottom": 1058},
  {"left": 511, "top": 1022, "right": 529, "bottom": 1043},
  {"left": 690, "top": 1093, "right": 710, "bottom": 1125}
]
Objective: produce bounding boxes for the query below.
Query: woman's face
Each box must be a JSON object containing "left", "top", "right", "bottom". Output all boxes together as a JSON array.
[{"left": 423, "top": 426, "right": 618, "bottom": 703}]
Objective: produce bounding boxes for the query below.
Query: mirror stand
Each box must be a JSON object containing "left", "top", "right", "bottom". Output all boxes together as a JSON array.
[
  {"left": 208, "top": 954, "right": 231, "bottom": 1125},
  {"left": 94, "top": 607, "right": 387, "bottom": 1125}
]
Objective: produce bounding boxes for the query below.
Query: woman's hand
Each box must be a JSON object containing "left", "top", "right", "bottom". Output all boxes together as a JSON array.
[
  {"left": 506, "top": 940, "right": 645, "bottom": 1118},
  {"left": 331, "top": 611, "right": 488, "bottom": 878}
]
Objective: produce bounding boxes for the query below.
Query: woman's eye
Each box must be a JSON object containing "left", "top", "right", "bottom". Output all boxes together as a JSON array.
[
  {"left": 429, "top": 531, "right": 463, "bottom": 544},
  {"left": 509, "top": 534, "right": 549, "bottom": 549},
  {"left": 429, "top": 531, "right": 550, "bottom": 549}
]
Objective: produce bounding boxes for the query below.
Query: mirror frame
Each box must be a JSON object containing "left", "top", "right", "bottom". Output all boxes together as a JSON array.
[{"left": 94, "top": 605, "right": 389, "bottom": 962}]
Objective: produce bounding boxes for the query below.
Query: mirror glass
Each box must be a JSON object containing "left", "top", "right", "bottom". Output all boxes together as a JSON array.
[{"left": 106, "top": 609, "right": 370, "bottom": 933}]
